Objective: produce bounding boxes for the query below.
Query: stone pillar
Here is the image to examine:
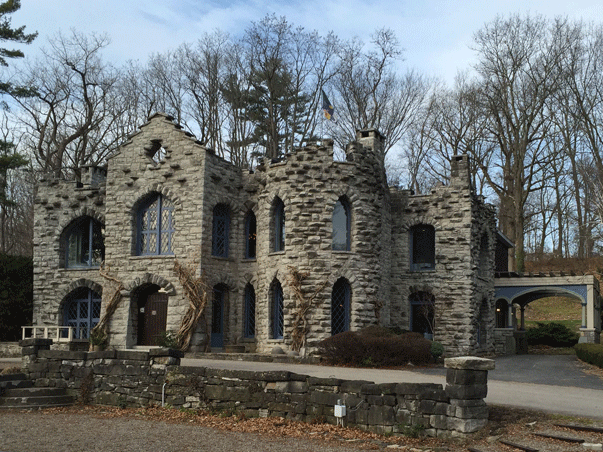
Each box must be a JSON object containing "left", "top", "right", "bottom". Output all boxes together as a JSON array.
[
  {"left": 19, "top": 338, "right": 52, "bottom": 372},
  {"left": 444, "top": 356, "right": 494, "bottom": 434}
]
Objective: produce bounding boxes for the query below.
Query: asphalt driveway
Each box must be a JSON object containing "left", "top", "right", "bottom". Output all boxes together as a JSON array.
[{"left": 417, "top": 354, "right": 603, "bottom": 390}]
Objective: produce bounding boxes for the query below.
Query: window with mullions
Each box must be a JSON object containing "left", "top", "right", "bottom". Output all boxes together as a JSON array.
[
  {"left": 272, "top": 198, "right": 285, "bottom": 252},
  {"left": 65, "top": 217, "right": 104, "bottom": 268},
  {"left": 244, "top": 284, "right": 256, "bottom": 338},
  {"left": 63, "top": 288, "right": 102, "bottom": 339},
  {"left": 137, "top": 194, "right": 174, "bottom": 255},
  {"left": 410, "top": 224, "right": 435, "bottom": 271},
  {"left": 212, "top": 204, "right": 230, "bottom": 257},
  {"left": 270, "top": 280, "right": 284, "bottom": 339},
  {"left": 244, "top": 211, "right": 256, "bottom": 259},
  {"left": 332, "top": 198, "right": 351, "bottom": 251},
  {"left": 331, "top": 278, "right": 350, "bottom": 335}
]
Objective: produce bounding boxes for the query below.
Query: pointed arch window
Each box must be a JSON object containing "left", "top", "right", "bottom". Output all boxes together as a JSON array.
[
  {"left": 331, "top": 278, "right": 350, "bottom": 335},
  {"left": 270, "top": 280, "right": 284, "bottom": 339},
  {"left": 212, "top": 204, "right": 230, "bottom": 257},
  {"left": 244, "top": 211, "right": 257, "bottom": 259},
  {"left": 332, "top": 198, "right": 351, "bottom": 251},
  {"left": 137, "top": 194, "right": 174, "bottom": 255},
  {"left": 63, "top": 288, "right": 102, "bottom": 339},
  {"left": 244, "top": 284, "right": 256, "bottom": 338},
  {"left": 272, "top": 198, "right": 285, "bottom": 252},
  {"left": 65, "top": 217, "right": 104, "bottom": 268}
]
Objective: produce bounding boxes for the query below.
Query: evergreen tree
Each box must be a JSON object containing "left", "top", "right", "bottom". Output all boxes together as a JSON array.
[{"left": 0, "top": 0, "right": 37, "bottom": 97}]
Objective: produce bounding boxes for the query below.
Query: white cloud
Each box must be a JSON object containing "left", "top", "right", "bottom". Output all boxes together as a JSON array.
[{"left": 9, "top": 0, "right": 603, "bottom": 84}]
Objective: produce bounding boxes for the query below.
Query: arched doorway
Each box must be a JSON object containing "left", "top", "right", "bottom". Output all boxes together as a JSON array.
[
  {"left": 410, "top": 291, "right": 435, "bottom": 338},
  {"left": 135, "top": 284, "right": 168, "bottom": 346}
]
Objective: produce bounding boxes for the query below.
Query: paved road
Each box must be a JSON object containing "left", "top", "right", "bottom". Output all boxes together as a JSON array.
[{"left": 181, "top": 355, "right": 603, "bottom": 420}]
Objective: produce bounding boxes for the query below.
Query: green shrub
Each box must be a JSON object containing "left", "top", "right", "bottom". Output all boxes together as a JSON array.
[
  {"left": 155, "top": 331, "right": 180, "bottom": 349},
  {"left": 525, "top": 322, "right": 579, "bottom": 347},
  {"left": 317, "top": 329, "right": 432, "bottom": 367},
  {"left": 430, "top": 341, "right": 444, "bottom": 360},
  {"left": 575, "top": 343, "right": 603, "bottom": 368}
]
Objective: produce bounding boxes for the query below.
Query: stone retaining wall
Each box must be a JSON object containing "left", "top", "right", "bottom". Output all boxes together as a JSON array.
[
  {"left": 20, "top": 339, "right": 494, "bottom": 438},
  {"left": 0, "top": 342, "right": 21, "bottom": 358}
]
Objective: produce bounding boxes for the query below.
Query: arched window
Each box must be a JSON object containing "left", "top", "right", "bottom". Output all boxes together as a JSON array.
[
  {"left": 137, "top": 194, "right": 174, "bottom": 255},
  {"left": 410, "top": 291, "right": 435, "bottom": 336},
  {"left": 63, "top": 288, "right": 102, "bottom": 339},
  {"left": 331, "top": 278, "right": 350, "bottom": 335},
  {"left": 272, "top": 198, "right": 285, "bottom": 252},
  {"left": 211, "top": 284, "right": 228, "bottom": 348},
  {"left": 332, "top": 198, "right": 351, "bottom": 251},
  {"left": 212, "top": 204, "right": 230, "bottom": 257},
  {"left": 64, "top": 217, "right": 104, "bottom": 268},
  {"left": 244, "top": 211, "right": 257, "bottom": 259},
  {"left": 244, "top": 284, "right": 256, "bottom": 338},
  {"left": 410, "top": 224, "right": 435, "bottom": 271},
  {"left": 270, "top": 280, "right": 284, "bottom": 339}
]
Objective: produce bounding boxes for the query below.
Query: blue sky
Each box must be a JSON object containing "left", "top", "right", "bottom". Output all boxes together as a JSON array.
[{"left": 11, "top": 0, "right": 603, "bottom": 84}]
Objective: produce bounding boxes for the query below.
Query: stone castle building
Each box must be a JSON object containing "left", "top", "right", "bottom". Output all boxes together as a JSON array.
[{"left": 32, "top": 113, "right": 499, "bottom": 356}]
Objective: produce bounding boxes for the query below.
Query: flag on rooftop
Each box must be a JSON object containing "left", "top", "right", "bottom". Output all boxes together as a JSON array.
[{"left": 321, "top": 89, "right": 334, "bottom": 121}]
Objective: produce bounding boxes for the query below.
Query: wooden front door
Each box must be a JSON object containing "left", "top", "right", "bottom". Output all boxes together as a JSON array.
[{"left": 138, "top": 292, "right": 168, "bottom": 345}]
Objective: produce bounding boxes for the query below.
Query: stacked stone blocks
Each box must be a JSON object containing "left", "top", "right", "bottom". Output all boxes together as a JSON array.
[{"left": 20, "top": 340, "right": 493, "bottom": 437}]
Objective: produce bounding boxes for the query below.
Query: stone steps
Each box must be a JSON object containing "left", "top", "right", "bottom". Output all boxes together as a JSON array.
[{"left": 0, "top": 373, "right": 74, "bottom": 409}]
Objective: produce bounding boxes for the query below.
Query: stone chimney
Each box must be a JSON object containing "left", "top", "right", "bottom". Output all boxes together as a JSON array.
[{"left": 450, "top": 154, "right": 471, "bottom": 189}]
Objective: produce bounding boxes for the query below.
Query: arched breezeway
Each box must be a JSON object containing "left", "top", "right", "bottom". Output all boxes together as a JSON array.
[{"left": 494, "top": 273, "right": 601, "bottom": 345}]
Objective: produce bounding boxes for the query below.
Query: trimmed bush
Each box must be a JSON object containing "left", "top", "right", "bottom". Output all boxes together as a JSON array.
[
  {"left": 317, "top": 329, "right": 432, "bottom": 367},
  {"left": 575, "top": 343, "right": 603, "bottom": 368},
  {"left": 525, "top": 322, "right": 579, "bottom": 348}
]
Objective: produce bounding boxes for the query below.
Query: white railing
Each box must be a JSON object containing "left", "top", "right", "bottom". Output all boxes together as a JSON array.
[{"left": 21, "top": 326, "right": 80, "bottom": 342}]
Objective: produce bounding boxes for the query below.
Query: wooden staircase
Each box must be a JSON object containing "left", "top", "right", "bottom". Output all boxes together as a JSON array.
[{"left": 0, "top": 373, "right": 75, "bottom": 409}]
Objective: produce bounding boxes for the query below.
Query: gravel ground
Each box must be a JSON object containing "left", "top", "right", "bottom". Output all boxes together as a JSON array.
[
  {"left": 0, "top": 409, "right": 383, "bottom": 452},
  {"left": 1, "top": 405, "right": 603, "bottom": 452}
]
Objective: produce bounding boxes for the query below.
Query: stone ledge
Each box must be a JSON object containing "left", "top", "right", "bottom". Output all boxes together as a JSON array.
[{"left": 444, "top": 356, "right": 495, "bottom": 371}]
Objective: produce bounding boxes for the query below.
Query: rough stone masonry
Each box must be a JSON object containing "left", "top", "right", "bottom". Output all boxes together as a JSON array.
[{"left": 32, "top": 113, "right": 499, "bottom": 356}]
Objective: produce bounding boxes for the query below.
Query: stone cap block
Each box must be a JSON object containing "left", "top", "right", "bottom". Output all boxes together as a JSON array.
[
  {"left": 445, "top": 356, "right": 495, "bottom": 371},
  {"left": 19, "top": 338, "right": 53, "bottom": 347},
  {"left": 149, "top": 348, "right": 184, "bottom": 359}
]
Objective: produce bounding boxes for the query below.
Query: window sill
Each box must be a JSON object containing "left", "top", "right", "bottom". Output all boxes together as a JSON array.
[
  {"left": 129, "top": 254, "right": 174, "bottom": 260},
  {"left": 332, "top": 250, "right": 353, "bottom": 254},
  {"left": 211, "top": 256, "right": 233, "bottom": 262},
  {"left": 408, "top": 268, "right": 436, "bottom": 273},
  {"left": 60, "top": 266, "right": 100, "bottom": 271},
  {"left": 241, "top": 258, "right": 257, "bottom": 263},
  {"left": 269, "top": 251, "right": 286, "bottom": 256},
  {"left": 267, "top": 338, "right": 284, "bottom": 343}
]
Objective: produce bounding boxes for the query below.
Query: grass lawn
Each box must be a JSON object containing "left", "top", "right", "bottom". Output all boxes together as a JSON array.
[{"left": 521, "top": 296, "right": 581, "bottom": 332}]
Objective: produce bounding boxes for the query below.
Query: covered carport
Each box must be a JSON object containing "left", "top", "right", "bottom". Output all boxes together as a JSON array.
[{"left": 494, "top": 273, "right": 601, "bottom": 353}]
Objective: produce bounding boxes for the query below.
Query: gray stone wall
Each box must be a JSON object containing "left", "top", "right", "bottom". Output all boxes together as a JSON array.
[
  {"left": 20, "top": 341, "right": 494, "bottom": 437},
  {"left": 32, "top": 174, "right": 105, "bottom": 328},
  {"left": 390, "top": 155, "right": 497, "bottom": 356},
  {"left": 32, "top": 113, "right": 498, "bottom": 356}
]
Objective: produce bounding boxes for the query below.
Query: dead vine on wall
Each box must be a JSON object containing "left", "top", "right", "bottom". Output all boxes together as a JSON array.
[
  {"left": 92, "top": 263, "right": 124, "bottom": 344},
  {"left": 174, "top": 259, "right": 209, "bottom": 352},
  {"left": 286, "top": 265, "right": 328, "bottom": 352}
]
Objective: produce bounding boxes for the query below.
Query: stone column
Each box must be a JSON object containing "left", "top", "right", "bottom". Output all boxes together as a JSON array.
[
  {"left": 19, "top": 338, "right": 53, "bottom": 372},
  {"left": 444, "top": 356, "right": 495, "bottom": 434}
]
